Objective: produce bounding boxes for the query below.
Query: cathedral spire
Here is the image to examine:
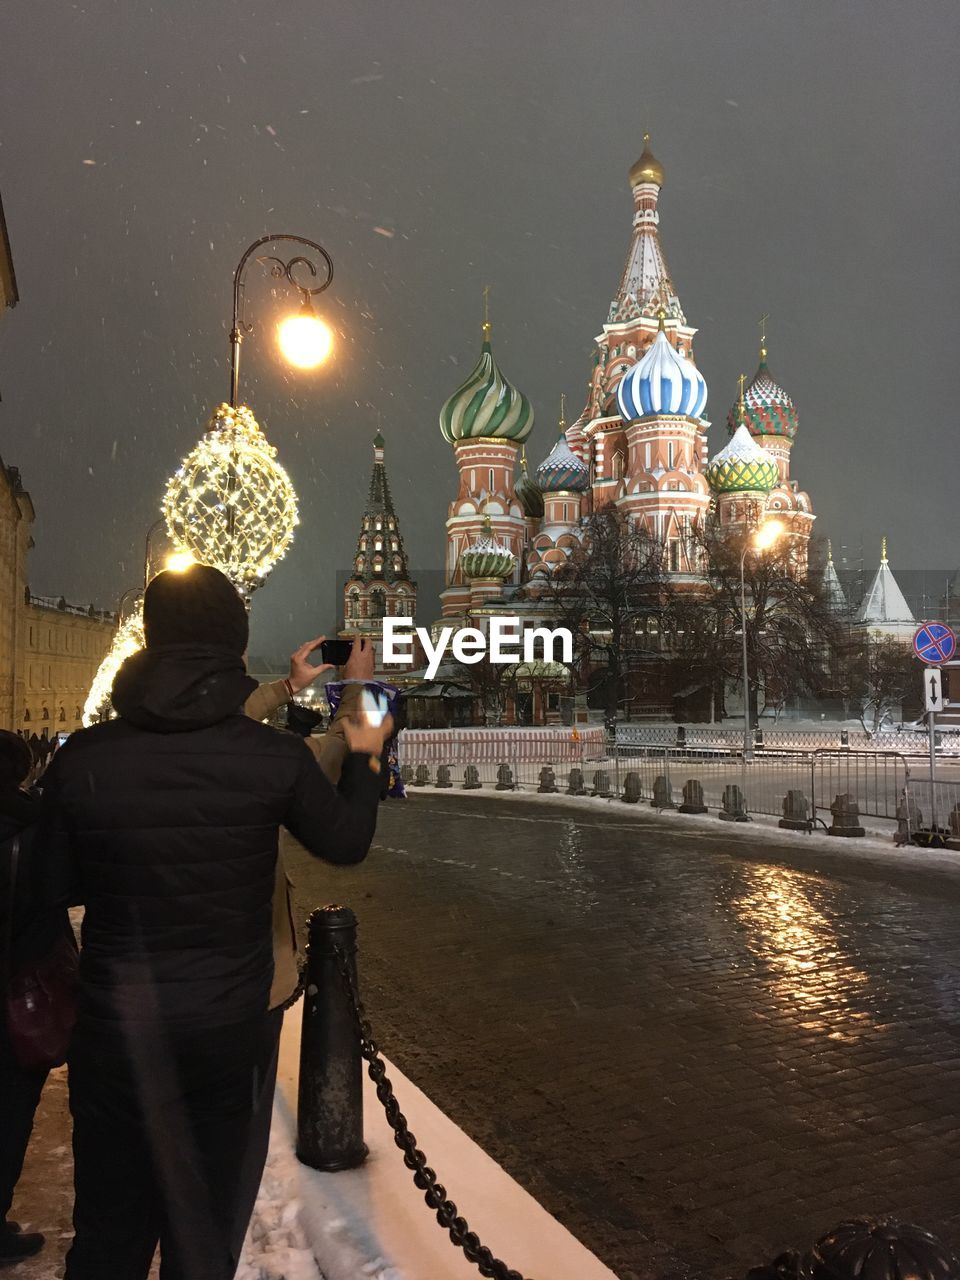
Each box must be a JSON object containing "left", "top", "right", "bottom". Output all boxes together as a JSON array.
[
  {"left": 610, "top": 136, "right": 685, "bottom": 325},
  {"left": 855, "top": 538, "right": 914, "bottom": 638},
  {"left": 351, "top": 432, "right": 411, "bottom": 585},
  {"left": 343, "top": 431, "right": 416, "bottom": 632}
]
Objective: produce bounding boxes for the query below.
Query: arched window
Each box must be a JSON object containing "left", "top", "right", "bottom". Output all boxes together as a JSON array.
[
  {"left": 59, "top": 707, "right": 66, "bottom": 722},
  {"left": 74, "top": 707, "right": 81, "bottom": 720},
  {"left": 393, "top": 558, "right": 401, "bottom": 573},
  {"left": 347, "top": 591, "right": 361, "bottom": 620},
  {"left": 42, "top": 707, "right": 50, "bottom": 721},
  {"left": 375, "top": 538, "right": 383, "bottom": 551},
  {"left": 370, "top": 589, "right": 386, "bottom": 620}
]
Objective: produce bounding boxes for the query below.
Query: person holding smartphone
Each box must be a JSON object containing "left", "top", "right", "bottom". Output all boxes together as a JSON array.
[
  {"left": 38, "top": 564, "right": 392, "bottom": 1280},
  {"left": 245, "top": 631, "right": 375, "bottom": 1013}
]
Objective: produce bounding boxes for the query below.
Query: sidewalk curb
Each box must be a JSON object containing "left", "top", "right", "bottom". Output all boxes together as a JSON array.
[{"left": 273, "top": 1009, "right": 619, "bottom": 1280}]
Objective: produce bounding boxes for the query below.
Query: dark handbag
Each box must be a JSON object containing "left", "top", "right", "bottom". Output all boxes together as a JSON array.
[{"left": 3, "top": 835, "right": 79, "bottom": 1070}]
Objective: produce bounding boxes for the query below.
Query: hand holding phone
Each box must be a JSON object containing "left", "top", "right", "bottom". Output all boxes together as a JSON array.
[{"left": 287, "top": 635, "right": 332, "bottom": 694}]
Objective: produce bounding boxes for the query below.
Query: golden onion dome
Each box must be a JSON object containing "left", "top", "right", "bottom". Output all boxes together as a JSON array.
[{"left": 629, "top": 133, "right": 665, "bottom": 188}]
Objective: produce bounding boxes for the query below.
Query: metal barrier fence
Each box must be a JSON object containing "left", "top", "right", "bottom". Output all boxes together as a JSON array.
[
  {"left": 903, "top": 777, "right": 960, "bottom": 840},
  {"left": 615, "top": 723, "right": 960, "bottom": 756},
  {"left": 397, "top": 737, "right": 911, "bottom": 830}
]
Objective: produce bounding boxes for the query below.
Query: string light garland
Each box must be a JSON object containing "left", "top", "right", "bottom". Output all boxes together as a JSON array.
[
  {"left": 82, "top": 607, "right": 145, "bottom": 727},
  {"left": 162, "top": 402, "right": 300, "bottom": 596}
]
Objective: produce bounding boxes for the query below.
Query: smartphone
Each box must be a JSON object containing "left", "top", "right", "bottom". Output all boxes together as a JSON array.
[
  {"left": 56, "top": 733, "right": 70, "bottom": 747},
  {"left": 319, "top": 638, "right": 354, "bottom": 666}
]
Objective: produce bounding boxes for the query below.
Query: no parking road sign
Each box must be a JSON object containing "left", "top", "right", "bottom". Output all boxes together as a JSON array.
[{"left": 913, "top": 622, "right": 956, "bottom": 665}]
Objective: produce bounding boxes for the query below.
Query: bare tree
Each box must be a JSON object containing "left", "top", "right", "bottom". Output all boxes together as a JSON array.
[
  {"left": 526, "top": 507, "right": 666, "bottom": 724},
  {"left": 834, "top": 634, "right": 918, "bottom": 733},
  {"left": 666, "top": 523, "right": 842, "bottom": 726}
]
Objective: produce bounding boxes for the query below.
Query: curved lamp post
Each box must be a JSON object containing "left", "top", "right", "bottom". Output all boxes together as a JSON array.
[{"left": 228, "top": 234, "right": 334, "bottom": 407}]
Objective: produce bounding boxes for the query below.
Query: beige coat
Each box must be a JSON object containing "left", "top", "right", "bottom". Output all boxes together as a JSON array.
[{"left": 243, "top": 679, "right": 362, "bottom": 1009}]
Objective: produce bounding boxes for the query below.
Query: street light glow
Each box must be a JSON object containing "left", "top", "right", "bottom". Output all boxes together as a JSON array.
[
  {"left": 754, "top": 520, "right": 785, "bottom": 552},
  {"left": 164, "top": 549, "right": 197, "bottom": 573},
  {"left": 277, "top": 310, "right": 334, "bottom": 369}
]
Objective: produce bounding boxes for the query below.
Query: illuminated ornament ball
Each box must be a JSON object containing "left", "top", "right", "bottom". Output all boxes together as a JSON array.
[
  {"left": 82, "top": 608, "right": 145, "bottom": 727},
  {"left": 162, "top": 403, "right": 300, "bottom": 597}
]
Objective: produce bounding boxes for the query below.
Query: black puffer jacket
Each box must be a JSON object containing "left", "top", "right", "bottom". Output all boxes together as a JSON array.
[{"left": 38, "top": 644, "right": 382, "bottom": 1029}]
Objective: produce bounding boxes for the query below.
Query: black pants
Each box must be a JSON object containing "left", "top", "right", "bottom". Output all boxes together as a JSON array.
[
  {"left": 65, "top": 1010, "right": 279, "bottom": 1280},
  {"left": 0, "top": 1019, "right": 49, "bottom": 1227}
]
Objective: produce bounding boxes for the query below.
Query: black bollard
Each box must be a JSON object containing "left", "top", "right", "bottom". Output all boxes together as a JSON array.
[{"left": 296, "top": 905, "right": 367, "bottom": 1171}]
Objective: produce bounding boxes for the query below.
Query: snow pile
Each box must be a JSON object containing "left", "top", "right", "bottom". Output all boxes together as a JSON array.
[{"left": 237, "top": 1123, "right": 324, "bottom": 1280}]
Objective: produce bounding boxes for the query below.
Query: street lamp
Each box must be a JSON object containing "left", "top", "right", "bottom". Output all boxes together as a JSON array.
[
  {"left": 163, "top": 234, "right": 334, "bottom": 599},
  {"left": 228, "top": 234, "right": 334, "bottom": 407},
  {"left": 740, "top": 519, "right": 784, "bottom": 763},
  {"left": 276, "top": 301, "right": 334, "bottom": 370}
]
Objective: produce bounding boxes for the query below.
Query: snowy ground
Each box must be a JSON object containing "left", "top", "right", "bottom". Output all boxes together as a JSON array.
[{"left": 235, "top": 1120, "right": 324, "bottom": 1280}]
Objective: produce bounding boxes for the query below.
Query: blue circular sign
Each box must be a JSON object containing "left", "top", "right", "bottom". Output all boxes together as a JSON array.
[{"left": 913, "top": 622, "right": 956, "bottom": 665}]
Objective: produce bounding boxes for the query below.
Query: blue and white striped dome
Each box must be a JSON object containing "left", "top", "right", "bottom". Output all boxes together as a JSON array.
[{"left": 616, "top": 330, "right": 708, "bottom": 421}]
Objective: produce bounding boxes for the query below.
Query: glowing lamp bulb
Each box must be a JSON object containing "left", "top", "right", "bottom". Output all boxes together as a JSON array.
[
  {"left": 164, "top": 549, "right": 197, "bottom": 573},
  {"left": 277, "top": 310, "right": 333, "bottom": 369},
  {"left": 754, "top": 520, "right": 785, "bottom": 552}
]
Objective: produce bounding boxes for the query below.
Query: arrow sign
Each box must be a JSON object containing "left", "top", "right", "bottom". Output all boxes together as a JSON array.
[
  {"left": 925, "top": 667, "right": 944, "bottom": 714},
  {"left": 914, "top": 622, "right": 957, "bottom": 665}
]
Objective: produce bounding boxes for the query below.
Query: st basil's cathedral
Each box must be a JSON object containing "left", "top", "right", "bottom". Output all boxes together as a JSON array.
[
  {"left": 341, "top": 137, "right": 919, "bottom": 721},
  {"left": 436, "top": 135, "right": 815, "bottom": 621}
]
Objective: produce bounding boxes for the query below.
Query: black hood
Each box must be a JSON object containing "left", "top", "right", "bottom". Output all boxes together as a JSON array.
[{"left": 111, "top": 644, "right": 257, "bottom": 733}]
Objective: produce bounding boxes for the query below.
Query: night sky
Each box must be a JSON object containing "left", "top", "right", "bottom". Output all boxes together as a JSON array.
[{"left": 1, "top": 1, "right": 958, "bottom": 657}]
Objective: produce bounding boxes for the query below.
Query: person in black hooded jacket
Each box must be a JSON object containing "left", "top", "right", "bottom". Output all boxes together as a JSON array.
[
  {"left": 38, "top": 565, "right": 392, "bottom": 1280},
  {"left": 0, "top": 731, "right": 70, "bottom": 1265}
]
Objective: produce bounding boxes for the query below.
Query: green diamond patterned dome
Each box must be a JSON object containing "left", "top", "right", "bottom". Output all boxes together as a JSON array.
[
  {"left": 440, "top": 329, "right": 534, "bottom": 445},
  {"left": 706, "top": 424, "right": 779, "bottom": 494}
]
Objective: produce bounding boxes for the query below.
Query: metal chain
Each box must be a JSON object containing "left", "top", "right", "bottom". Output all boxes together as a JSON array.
[{"left": 331, "top": 943, "right": 532, "bottom": 1280}]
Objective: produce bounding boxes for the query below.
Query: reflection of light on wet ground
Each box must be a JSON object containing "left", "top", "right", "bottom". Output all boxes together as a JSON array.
[
  {"left": 553, "top": 821, "right": 602, "bottom": 910},
  {"left": 731, "top": 864, "right": 874, "bottom": 1040}
]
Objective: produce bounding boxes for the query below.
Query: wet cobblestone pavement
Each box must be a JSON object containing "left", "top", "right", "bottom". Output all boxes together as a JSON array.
[{"left": 286, "top": 792, "right": 960, "bottom": 1280}]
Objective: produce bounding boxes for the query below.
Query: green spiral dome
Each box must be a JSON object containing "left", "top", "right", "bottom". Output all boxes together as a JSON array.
[{"left": 440, "top": 330, "right": 534, "bottom": 445}]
